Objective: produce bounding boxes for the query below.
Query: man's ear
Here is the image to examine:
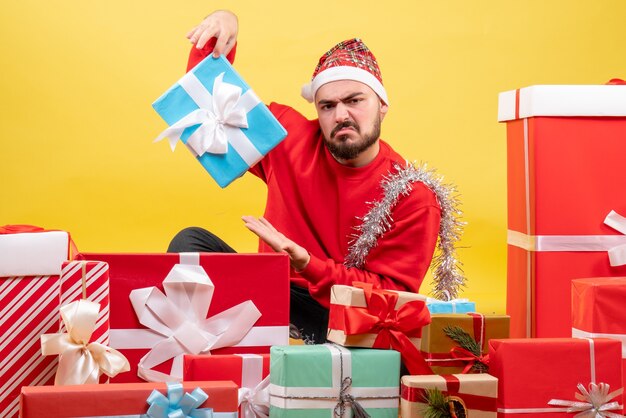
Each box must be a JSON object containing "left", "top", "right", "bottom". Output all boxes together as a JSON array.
[{"left": 380, "top": 101, "right": 389, "bottom": 120}]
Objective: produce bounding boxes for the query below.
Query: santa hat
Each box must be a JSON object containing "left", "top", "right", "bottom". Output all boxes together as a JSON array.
[{"left": 301, "top": 38, "right": 389, "bottom": 105}]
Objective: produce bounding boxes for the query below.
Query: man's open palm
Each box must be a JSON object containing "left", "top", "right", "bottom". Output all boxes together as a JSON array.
[{"left": 242, "top": 216, "right": 310, "bottom": 271}]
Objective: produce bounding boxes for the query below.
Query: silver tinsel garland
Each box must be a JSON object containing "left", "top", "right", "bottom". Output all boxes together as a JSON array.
[{"left": 344, "top": 162, "right": 466, "bottom": 300}]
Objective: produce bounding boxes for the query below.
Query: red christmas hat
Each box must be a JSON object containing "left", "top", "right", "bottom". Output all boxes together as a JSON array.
[{"left": 301, "top": 38, "right": 389, "bottom": 104}]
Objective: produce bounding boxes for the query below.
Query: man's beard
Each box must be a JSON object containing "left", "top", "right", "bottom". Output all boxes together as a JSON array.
[{"left": 323, "top": 116, "right": 382, "bottom": 161}]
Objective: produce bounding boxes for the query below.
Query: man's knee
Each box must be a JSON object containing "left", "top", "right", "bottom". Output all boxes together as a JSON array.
[
  {"left": 167, "top": 227, "right": 235, "bottom": 253},
  {"left": 167, "top": 227, "right": 211, "bottom": 253}
]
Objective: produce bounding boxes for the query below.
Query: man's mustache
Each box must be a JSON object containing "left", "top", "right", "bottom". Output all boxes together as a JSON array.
[{"left": 331, "top": 120, "right": 360, "bottom": 138}]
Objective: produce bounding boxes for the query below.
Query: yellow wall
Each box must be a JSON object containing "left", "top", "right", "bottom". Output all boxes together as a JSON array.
[{"left": 2, "top": 1, "right": 625, "bottom": 314}]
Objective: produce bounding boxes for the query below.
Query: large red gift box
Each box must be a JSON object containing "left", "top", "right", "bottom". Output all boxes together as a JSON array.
[
  {"left": 20, "top": 380, "right": 238, "bottom": 417},
  {"left": 76, "top": 252, "right": 290, "bottom": 382},
  {"left": 489, "top": 338, "right": 623, "bottom": 417},
  {"left": 498, "top": 85, "right": 626, "bottom": 338},
  {"left": 0, "top": 227, "right": 71, "bottom": 418},
  {"left": 184, "top": 353, "right": 270, "bottom": 418}
]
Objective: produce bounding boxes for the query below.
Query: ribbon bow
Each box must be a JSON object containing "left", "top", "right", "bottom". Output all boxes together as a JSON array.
[
  {"left": 343, "top": 283, "right": 432, "bottom": 375},
  {"left": 449, "top": 346, "right": 490, "bottom": 374},
  {"left": 605, "top": 211, "right": 626, "bottom": 266},
  {"left": 333, "top": 377, "right": 370, "bottom": 418},
  {"left": 130, "top": 263, "right": 261, "bottom": 381},
  {"left": 40, "top": 300, "right": 130, "bottom": 385},
  {"left": 548, "top": 383, "right": 624, "bottom": 418},
  {"left": 238, "top": 376, "right": 270, "bottom": 418},
  {"left": 155, "top": 72, "right": 248, "bottom": 157},
  {"left": 146, "top": 382, "right": 214, "bottom": 418}
]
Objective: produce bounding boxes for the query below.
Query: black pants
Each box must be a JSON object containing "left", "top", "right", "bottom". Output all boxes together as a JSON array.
[{"left": 168, "top": 227, "right": 329, "bottom": 344}]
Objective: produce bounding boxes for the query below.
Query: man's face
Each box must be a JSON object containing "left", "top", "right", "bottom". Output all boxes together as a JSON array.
[{"left": 315, "top": 80, "right": 388, "bottom": 164}]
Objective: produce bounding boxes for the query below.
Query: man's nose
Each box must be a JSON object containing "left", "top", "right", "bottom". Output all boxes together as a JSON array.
[{"left": 334, "top": 103, "right": 349, "bottom": 122}]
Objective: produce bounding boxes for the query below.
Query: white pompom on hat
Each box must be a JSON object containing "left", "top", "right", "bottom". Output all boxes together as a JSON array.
[{"left": 301, "top": 38, "right": 389, "bottom": 105}]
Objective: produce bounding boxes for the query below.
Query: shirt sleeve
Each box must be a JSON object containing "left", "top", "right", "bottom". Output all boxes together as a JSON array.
[
  {"left": 299, "top": 182, "right": 442, "bottom": 308},
  {"left": 186, "top": 39, "right": 237, "bottom": 72}
]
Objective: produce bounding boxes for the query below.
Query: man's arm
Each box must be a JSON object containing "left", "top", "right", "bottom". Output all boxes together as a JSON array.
[
  {"left": 244, "top": 186, "right": 442, "bottom": 307},
  {"left": 303, "top": 203, "right": 441, "bottom": 306}
]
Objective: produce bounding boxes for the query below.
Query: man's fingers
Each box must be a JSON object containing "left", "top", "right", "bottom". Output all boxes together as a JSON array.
[
  {"left": 259, "top": 217, "right": 279, "bottom": 233},
  {"left": 186, "top": 26, "right": 199, "bottom": 40},
  {"left": 196, "top": 27, "right": 219, "bottom": 50},
  {"left": 213, "top": 34, "right": 232, "bottom": 57},
  {"left": 242, "top": 216, "right": 271, "bottom": 238}
]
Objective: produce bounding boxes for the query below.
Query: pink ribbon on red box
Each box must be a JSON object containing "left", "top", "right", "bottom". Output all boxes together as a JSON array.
[{"left": 128, "top": 259, "right": 262, "bottom": 382}]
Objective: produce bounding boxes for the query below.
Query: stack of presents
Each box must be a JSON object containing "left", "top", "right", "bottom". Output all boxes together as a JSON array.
[{"left": 2, "top": 55, "right": 626, "bottom": 418}]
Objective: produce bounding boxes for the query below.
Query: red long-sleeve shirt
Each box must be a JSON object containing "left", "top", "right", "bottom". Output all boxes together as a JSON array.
[{"left": 188, "top": 43, "right": 441, "bottom": 307}]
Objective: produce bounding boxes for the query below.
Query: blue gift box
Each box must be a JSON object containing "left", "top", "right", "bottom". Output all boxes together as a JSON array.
[
  {"left": 153, "top": 55, "right": 287, "bottom": 188},
  {"left": 426, "top": 298, "right": 476, "bottom": 314}
]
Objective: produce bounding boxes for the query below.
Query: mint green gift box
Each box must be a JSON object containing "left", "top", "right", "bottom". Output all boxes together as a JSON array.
[{"left": 269, "top": 344, "right": 400, "bottom": 418}]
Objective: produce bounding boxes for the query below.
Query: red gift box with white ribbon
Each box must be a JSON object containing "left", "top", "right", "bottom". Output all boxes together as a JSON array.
[
  {"left": 184, "top": 353, "right": 270, "bottom": 418},
  {"left": 572, "top": 277, "right": 626, "bottom": 405},
  {"left": 76, "top": 252, "right": 290, "bottom": 383},
  {"left": 490, "top": 337, "right": 623, "bottom": 417},
  {"left": 498, "top": 85, "right": 626, "bottom": 338}
]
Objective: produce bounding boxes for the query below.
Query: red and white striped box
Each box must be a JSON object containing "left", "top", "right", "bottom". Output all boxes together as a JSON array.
[
  {"left": 59, "top": 261, "right": 110, "bottom": 346},
  {"left": 0, "top": 276, "right": 61, "bottom": 418},
  {"left": 0, "top": 227, "right": 71, "bottom": 418}
]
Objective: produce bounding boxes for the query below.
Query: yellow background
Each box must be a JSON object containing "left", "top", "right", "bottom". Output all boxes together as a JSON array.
[{"left": 2, "top": 1, "right": 625, "bottom": 314}]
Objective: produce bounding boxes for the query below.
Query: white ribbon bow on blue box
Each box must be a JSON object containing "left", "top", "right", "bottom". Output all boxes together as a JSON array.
[{"left": 153, "top": 55, "right": 287, "bottom": 188}]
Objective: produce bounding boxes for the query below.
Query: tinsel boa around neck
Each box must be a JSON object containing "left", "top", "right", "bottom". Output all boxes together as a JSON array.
[{"left": 344, "top": 162, "right": 466, "bottom": 300}]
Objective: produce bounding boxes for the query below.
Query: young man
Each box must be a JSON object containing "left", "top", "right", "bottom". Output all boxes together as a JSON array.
[{"left": 168, "top": 10, "right": 444, "bottom": 343}]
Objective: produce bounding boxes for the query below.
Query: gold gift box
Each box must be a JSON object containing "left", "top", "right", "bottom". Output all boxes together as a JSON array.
[{"left": 420, "top": 313, "right": 509, "bottom": 374}]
